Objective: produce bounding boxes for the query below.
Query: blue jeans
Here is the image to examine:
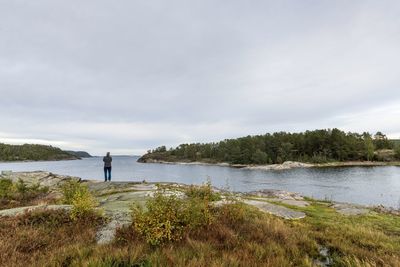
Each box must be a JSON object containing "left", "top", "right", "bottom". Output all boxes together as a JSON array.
[{"left": 104, "top": 167, "right": 111, "bottom": 181}]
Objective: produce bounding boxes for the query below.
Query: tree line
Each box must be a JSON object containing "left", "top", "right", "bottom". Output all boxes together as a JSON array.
[
  {"left": 0, "top": 143, "right": 79, "bottom": 161},
  {"left": 140, "top": 129, "right": 397, "bottom": 164}
]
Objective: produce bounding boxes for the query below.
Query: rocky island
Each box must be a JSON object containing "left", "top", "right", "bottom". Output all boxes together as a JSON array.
[
  {"left": 0, "top": 143, "right": 91, "bottom": 162},
  {"left": 1, "top": 171, "right": 399, "bottom": 266},
  {"left": 138, "top": 129, "right": 400, "bottom": 170}
]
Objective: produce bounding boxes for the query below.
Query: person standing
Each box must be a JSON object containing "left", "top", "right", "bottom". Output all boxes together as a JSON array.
[{"left": 103, "top": 152, "right": 112, "bottom": 181}]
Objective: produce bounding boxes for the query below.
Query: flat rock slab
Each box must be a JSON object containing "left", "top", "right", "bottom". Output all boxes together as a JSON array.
[
  {"left": 246, "top": 189, "right": 304, "bottom": 200},
  {"left": 97, "top": 211, "right": 132, "bottom": 245},
  {"left": 0, "top": 204, "right": 72, "bottom": 217},
  {"left": 252, "top": 197, "right": 310, "bottom": 207},
  {"left": 98, "top": 191, "right": 150, "bottom": 214},
  {"left": 244, "top": 200, "right": 306, "bottom": 219},
  {"left": 0, "top": 171, "right": 80, "bottom": 190},
  {"left": 332, "top": 203, "right": 370, "bottom": 216},
  {"left": 87, "top": 181, "right": 157, "bottom": 196}
]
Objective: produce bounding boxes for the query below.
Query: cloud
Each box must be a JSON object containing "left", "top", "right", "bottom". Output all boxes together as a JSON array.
[{"left": 0, "top": 0, "right": 399, "bottom": 155}]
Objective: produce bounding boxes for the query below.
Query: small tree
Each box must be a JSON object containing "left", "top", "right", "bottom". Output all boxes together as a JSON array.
[
  {"left": 364, "top": 136, "right": 375, "bottom": 161},
  {"left": 61, "top": 180, "right": 98, "bottom": 220},
  {"left": 251, "top": 150, "right": 269, "bottom": 164},
  {"left": 395, "top": 145, "right": 400, "bottom": 160}
]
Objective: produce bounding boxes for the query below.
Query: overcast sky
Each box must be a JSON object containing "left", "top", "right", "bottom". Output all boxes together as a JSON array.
[{"left": 1, "top": 1, "right": 399, "bottom": 155}]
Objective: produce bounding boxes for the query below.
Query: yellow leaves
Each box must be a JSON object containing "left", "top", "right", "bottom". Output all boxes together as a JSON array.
[
  {"left": 61, "top": 181, "right": 98, "bottom": 220},
  {"left": 131, "top": 187, "right": 214, "bottom": 246}
]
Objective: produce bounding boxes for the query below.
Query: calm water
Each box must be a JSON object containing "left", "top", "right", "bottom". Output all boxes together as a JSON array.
[{"left": 1, "top": 156, "right": 400, "bottom": 208}]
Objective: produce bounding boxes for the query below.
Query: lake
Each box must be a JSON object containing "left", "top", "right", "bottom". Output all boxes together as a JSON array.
[{"left": 1, "top": 156, "right": 399, "bottom": 208}]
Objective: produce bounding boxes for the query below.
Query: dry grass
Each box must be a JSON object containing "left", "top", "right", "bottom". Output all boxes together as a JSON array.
[
  {"left": 1, "top": 191, "right": 399, "bottom": 266},
  {"left": 0, "top": 209, "right": 104, "bottom": 267}
]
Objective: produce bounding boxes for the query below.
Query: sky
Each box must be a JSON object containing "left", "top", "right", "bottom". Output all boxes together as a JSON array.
[{"left": 0, "top": 0, "right": 399, "bottom": 155}]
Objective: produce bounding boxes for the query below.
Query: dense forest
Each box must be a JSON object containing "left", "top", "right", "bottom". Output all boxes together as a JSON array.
[
  {"left": 0, "top": 143, "right": 80, "bottom": 161},
  {"left": 65, "top": 150, "right": 92, "bottom": 158},
  {"left": 139, "top": 129, "right": 399, "bottom": 165}
]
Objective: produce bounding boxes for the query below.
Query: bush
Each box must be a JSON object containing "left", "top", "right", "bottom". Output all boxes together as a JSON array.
[
  {"left": 185, "top": 181, "right": 221, "bottom": 202},
  {"left": 0, "top": 178, "right": 49, "bottom": 204},
  {"left": 61, "top": 180, "right": 82, "bottom": 204},
  {"left": 0, "top": 178, "right": 13, "bottom": 198},
  {"left": 132, "top": 187, "right": 214, "bottom": 246},
  {"left": 70, "top": 186, "right": 98, "bottom": 220},
  {"left": 395, "top": 145, "right": 400, "bottom": 160},
  {"left": 61, "top": 180, "right": 98, "bottom": 220}
]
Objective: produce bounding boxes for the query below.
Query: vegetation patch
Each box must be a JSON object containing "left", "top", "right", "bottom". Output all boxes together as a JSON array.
[
  {"left": 1, "top": 179, "right": 400, "bottom": 266},
  {"left": 139, "top": 129, "right": 396, "bottom": 165},
  {"left": 0, "top": 178, "right": 50, "bottom": 210},
  {"left": 0, "top": 209, "right": 103, "bottom": 267},
  {"left": 61, "top": 180, "right": 100, "bottom": 220},
  {"left": 131, "top": 185, "right": 214, "bottom": 245},
  {"left": 0, "top": 143, "right": 79, "bottom": 161}
]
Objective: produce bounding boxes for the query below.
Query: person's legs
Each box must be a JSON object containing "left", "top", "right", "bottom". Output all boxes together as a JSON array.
[
  {"left": 108, "top": 167, "right": 112, "bottom": 181},
  {"left": 104, "top": 167, "right": 107, "bottom": 182}
]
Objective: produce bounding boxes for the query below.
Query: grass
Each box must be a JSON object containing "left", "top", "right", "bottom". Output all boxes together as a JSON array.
[
  {"left": 266, "top": 199, "right": 400, "bottom": 266},
  {"left": 0, "top": 183, "right": 400, "bottom": 266},
  {"left": 0, "top": 178, "right": 52, "bottom": 210},
  {"left": 0, "top": 209, "right": 104, "bottom": 267}
]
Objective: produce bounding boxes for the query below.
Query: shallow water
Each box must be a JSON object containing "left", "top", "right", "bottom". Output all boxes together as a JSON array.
[{"left": 1, "top": 156, "right": 399, "bottom": 208}]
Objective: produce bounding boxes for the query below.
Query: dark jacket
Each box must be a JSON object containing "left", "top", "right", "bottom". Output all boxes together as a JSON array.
[{"left": 103, "top": 156, "right": 112, "bottom": 167}]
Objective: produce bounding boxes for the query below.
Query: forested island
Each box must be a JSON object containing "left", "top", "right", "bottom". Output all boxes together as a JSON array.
[
  {"left": 138, "top": 129, "right": 400, "bottom": 165},
  {"left": 0, "top": 143, "right": 83, "bottom": 161},
  {"left": 65, "top": 150, "right": 92, "bottom": 158}
]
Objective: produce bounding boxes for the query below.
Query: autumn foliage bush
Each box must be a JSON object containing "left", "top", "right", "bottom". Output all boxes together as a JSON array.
[
  {"left": 61, "top": 180, "right": 98, "bottom": 220},
  {"left": 132, "top": 184, "right": 215, "bottom": 245}
]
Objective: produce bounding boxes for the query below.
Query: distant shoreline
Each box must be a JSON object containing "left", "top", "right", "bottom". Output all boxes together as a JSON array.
[
  {"left": 138, "top": 159, "right": 400, "bottom": 170},
  {"left": 0, "top": 158, "right": 80, "bottom": 163}
]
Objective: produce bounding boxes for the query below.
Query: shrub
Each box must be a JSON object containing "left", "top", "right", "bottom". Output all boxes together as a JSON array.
[
  {"left": 132, "top": 190, "right": 186, "bottom": 245},
  {"left": 61, "top": 180, "right": 98, "bottom": 220},
  {"left": 61, "top": 180, "right": 82, "bottom": 204},
  {"left": 0, "top": 178, "right": 49, "bottom": 205},
  {"left": 15, "top": 178, "right": 28, "bottom": 194},
  {"left": 395, "top": 145, "right": 400, "bottom": 160},
  {"left": 70, "top": 185, "right": 98, "bottom": 220},
  {"left": 132, "top": 187, "right": 214, "bottom": 246},
  {"left": 185, "top": 181, "right": 221, "bottom": 202},
  {"left": 0, "top": 178, "right": 13, "bottom": 198}
]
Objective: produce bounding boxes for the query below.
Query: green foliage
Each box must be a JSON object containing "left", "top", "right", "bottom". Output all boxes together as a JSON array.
[
  {"left": 0, "top": 178, "right": 13, "bottom": 198},
  {"left": 395, "top": 145, "right": 400, "bottom": 160},
  {"left": 251, "top": 149, "right": 270, "bottom": 164},
  {"left": 0, "top": 143, "right": 79, "bottom": 161},
  {"left": 15, "top": 178, "right": 28, "bottom": 194},
  {"left": 0, "top": 178, "right": 49, "bottom": 209},
  {"left": 132, "top": 186, "right": 214, "bottom": 246},
  {"left": 141, "top": 129, "right": 395, "bottom": 164},
  {"left": 70, "top": 186, "right": 98, "bottom": 220},
  {"left": 363, "top": 134, "right": 375, "bottom": 161},
  {"left": 61, "top": 180, "right": 83, "bottom": 204},
  {"left": 185, "top": 181, "right": 221, "bottom": 202},
  {"left": 373, "top": 132, "right": 394, "bottom": 150},
  {"left": 61, "top": 181, "right": 98, "bottom": 220},
  {"left": 132, "top": 191, "right": 186, "bottom": 245}
]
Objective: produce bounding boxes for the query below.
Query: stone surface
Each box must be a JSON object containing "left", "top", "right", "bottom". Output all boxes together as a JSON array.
[
  {"left": 243, "top": 199, "right": 306, "bottom": 219},
  {"left": 0, "top": 171, "right": 81, "bottom": 190},
  {"left": 332, "top": 203, "right": 370, "bottom": 216},
  {"left": 0, "top": 204, "right": 72, "bottom": 217},
  {"left": 245, "top": 161, "right": 313, "bottom": 171},
  {"left": 247, "top": 189, "right": 304, "bottom": 200},
  {"left": 252, "top": 197, "right": 310, "bottom": 207},
  {"left": 96, "top": 211, "right": 132, "bottom": 245}
]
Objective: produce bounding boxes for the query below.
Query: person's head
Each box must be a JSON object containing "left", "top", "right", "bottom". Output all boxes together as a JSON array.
[{"left": 106, "top": 152, "right": 110, "bottom": 156}]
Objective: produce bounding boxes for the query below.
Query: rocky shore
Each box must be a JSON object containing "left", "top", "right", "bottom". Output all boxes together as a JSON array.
[
  {"left": 138, "top": 159, "right": 400, "bottom": 170},
  {"left": 2, "top": 171, "right": 395, "bottom": 244}
]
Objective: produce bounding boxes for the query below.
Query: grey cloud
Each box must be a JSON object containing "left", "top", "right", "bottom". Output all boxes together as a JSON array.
[{"left": 1, "top": 0, "right": 400, "bottom": 155}]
